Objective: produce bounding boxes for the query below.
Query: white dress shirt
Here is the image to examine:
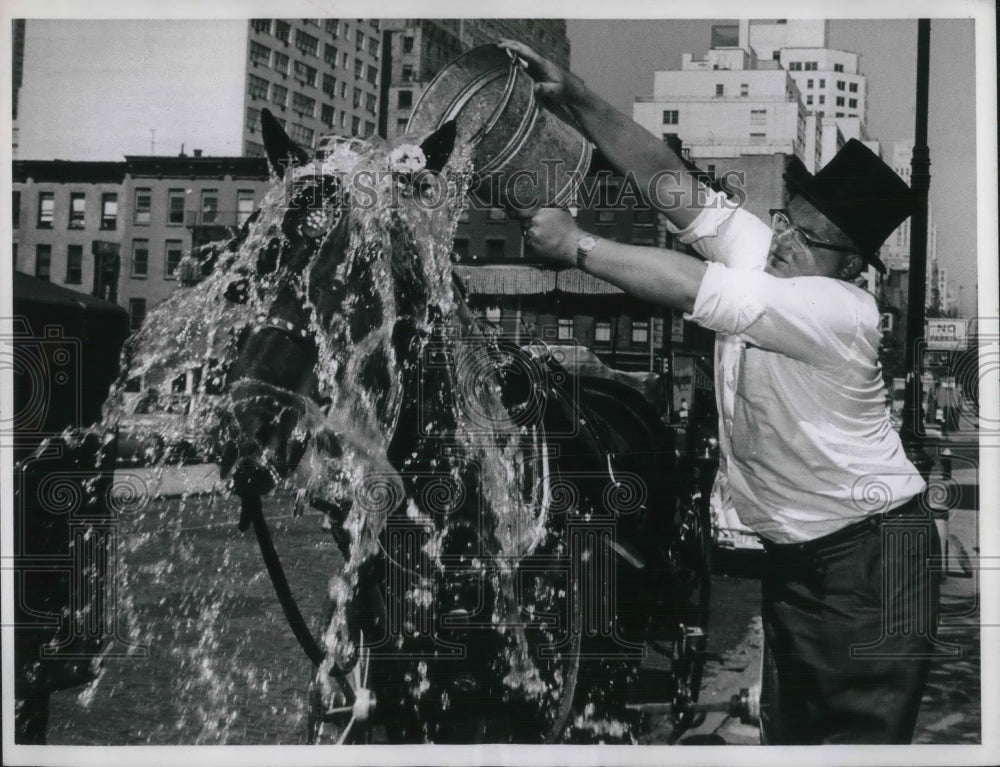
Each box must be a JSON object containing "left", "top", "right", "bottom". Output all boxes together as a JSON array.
[{"left": 669, "top": 192, "right": 925, "bottom": 544}]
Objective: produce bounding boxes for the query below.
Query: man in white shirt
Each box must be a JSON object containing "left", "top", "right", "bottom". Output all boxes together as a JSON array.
[{"left": 501, "top": 40, "right": 940, "bottom": 744}]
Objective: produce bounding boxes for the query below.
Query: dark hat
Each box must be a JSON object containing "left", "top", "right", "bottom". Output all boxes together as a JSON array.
[{"left": 783, "top": 139, "right": 916, "bottom": 273}]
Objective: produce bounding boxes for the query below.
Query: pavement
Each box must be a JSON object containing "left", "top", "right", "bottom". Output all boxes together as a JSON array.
[{"left": 115, "top": 461, "right": 227, "bottom": 499}]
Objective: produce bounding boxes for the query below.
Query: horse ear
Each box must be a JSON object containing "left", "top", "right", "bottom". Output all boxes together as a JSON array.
[
  {"left": 420, "top": 120, "right": 457, "bottom": 174},
  {"left": 261, "top": 108, "right": 310, "bottom": 175}
]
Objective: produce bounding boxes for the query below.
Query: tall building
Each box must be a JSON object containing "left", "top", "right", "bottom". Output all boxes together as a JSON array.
[
  {"left": 12, "top": 19, "right": 26, "bottom": 157},
  {"left": 632, "top": 19, "right": 875, "bottom": 175},
  {"left": 378, "top": 19, "right": 570, "bottom": 140},
  {"left": 244, "top": 18, "right": 383, "bottom": 155}
]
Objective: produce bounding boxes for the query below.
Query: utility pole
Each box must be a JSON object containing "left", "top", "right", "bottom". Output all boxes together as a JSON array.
[{"left": 900, "top": 19, "right": 932, "bottom": 476}]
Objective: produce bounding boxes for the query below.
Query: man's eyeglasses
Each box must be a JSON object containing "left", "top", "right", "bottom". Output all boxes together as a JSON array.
[{"left": 769, "top": 209, "right": 858, "bottom": 255}]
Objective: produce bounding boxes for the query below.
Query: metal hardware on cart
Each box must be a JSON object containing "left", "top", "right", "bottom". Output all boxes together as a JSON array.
[{"left": 627, "top": 685, "right": 760, "bottom": 727}]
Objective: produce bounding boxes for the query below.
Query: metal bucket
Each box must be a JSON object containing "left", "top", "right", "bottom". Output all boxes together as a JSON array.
[{"left": 406, "top": 45, "right": 592, "bottom": 209}]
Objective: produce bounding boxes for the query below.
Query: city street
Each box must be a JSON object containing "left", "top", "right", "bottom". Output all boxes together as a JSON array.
[{"left": 44, "top": 420, "right": 982, "bottom": 746}]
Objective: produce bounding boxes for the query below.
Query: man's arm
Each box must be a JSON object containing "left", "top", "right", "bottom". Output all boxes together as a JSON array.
[
  {"left": 521, "top": 208, "right": 707, "bottom": 313},
  {"left": 498, "top": 39, "right": 708, "bottom": 231}
]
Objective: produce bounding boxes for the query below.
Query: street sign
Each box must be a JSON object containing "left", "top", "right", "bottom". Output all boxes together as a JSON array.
[{"left": 926, "top": 319, "right": 968, "bottom": 350}]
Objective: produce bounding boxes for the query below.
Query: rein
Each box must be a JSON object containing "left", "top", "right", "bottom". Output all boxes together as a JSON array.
[{"left": 238, "top": 492, "right": 327, "bottom": 666}]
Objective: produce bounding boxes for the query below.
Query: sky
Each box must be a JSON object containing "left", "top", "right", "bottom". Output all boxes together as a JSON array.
[{"left": 8, "top": 4, "right": 991, "bottom": 319}]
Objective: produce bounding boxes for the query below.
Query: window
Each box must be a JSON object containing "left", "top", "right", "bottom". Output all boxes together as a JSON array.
[
  {"left": 273, "top": 51, "right": 289, "bottom": 75},
  {"left": 274, "top": 20, "right": 290, "bottom": 43},
  {"left": 818, "top": 95, "right": 825, "bottom": 105},
  {"left": 594, "top": 321, "right": 611, "bottom": 343},
  {"left": 835, "top": 112, "right": 845, "bottom": 118},
  {"left": 353, "top": 87, "right": 362, "bottom": 108},
  {"left": 836, "top": 96, "right": 845, "bottom": 106},
  {"left": 12, "top": 190, "right": 20, "bottom": 228},
  {"left": 237, "top": 190, "right": 255, "bottom": 226},
  {"left": 367, "top": 64, "right": 378, "bottom": 85},
  {"left": 486, "top": 239, "right": 506, "bottom": 260},
  {"left": 749, "top": 132, "right": 766, "bottom": 143},
  {"left": 251, "top": 19, "right": 271, "bottom": 34},
  {"left": 365, "top": 93, "right": 376, "bottom": 114},
  {"left": 250, "top": 40, "right": 270, "bottom": 66},
  {"left": 200, "top": 190, "right": 218, "bottom": 224},
  {"left": 557, "top": 318, "right": 573, "bottom": 340},
  {"left": 740, "top": 83, "right": 749, "bottom": 97},
  {"left": 806, "top": 95, "right": 814, "bottom": 105},
  {"left": 819, "top": 78, "right": 825, "bottom": 87},
  {"left": 294, "top": 60, "right": 317, "bottom": 86},
  {"left": 37, "top": 192, "right": 54, "bottom": 228},
  {"left": 837, "top": 80, "right": 845, "bottom": 91},
  {"left": 246, "top": 140, "right": 264, "bottom": 157},
  {"left": 133, "top": 188, "right": 151, "bottom": 225},
  {"left": 296, "top": 29, "right": 319, "bottom": 56},
  {"left": 403, "top": 35, "right": 414, "bottom": 53},
  {"left": 323, "top": 73, "right": 336, "bottom": 97},
  {"left": 805, "top": 62, "right": 818, "bottom": 71},
  {"left": 101, "top": 193, "right": 117, "bottom": 229},
  {"left": 289, "top": 123, "right": 315, "bottom": 145},
  {"left": 164, "top": 239, "right": 184, "bottom": 278},
  {"left": 129, "top": 298, "right": 146, "bottom": 331},
  {"left": 398, "top": 90, "right": 412, "bottom": 108},
  {"left": 806, "top": 78, "right": 813, "bottom": 88},
  {"left": 321, "top": 103, "right": 335, "bottom": 126},
  {"left": 401, "top": 64, "right": 414, "bottom": 82},
  {"left": 715, "top": 83, "right": 725, "bottom": 97},
  {"left": 324, "top": 43, "right": 338, "bottom": 67},
  {"left": 662, "top": 109, "right": 678, "bottom": 124},
  {"left": 292, "top": 91, "right": 316, "bottom": 117},
  {"left": 325, "top": 19, "right": 338, "bottom": 36},
  {"left": 396, "top": 118, "right": 408, "bottom": 136},
  {"left": 131, "top": 239, "right": 149, "bottom": 277},
  {"left": 849, "top": 82, "right": 858, "bottom": 93},
  {"left": 368, "top": 37, "right": 379, "bottom": 56},
  {"left": 248, "top": 73, "right": 269, "bottom": 100},
  {"left": 834, "top": 63, "right": 844, "bottom": 73},
  {"left": 750, "top": 108, "right": 767, "bottom": 125},
  {"left": 340, "top": 81, "right": 347, "bottom": 98},
  {"left": 271, "top": 83, "right": 287, "bottom": 106},
  {"left": 35, "top": 244, "right": 52, "bottom": 280},
  {"left": 168, "top": 188, "right": 186, "bottom": 225},
  {"left": 351, "top": 116, "right": 360, "bottom": 136},
  {"left": 789, "top": 61, "right": 802, "bottom": 71},
  {"left": 849, "top": 98, "right": 857, "bottom": 109},
  {"left": 354, "top": 57, "right": 364, "bottom": 78},
  {"left": 342, "top": 52, "right": 349, "bottom": 67},
  {"left": 68, "top": 192, "right": 86, "bottom": 228},
  {"left": 631, "top": 320, "right": 648, "bottom": 344}
]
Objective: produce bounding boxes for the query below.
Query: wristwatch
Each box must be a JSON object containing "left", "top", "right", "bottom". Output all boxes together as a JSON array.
[{"left": 576, "top": 234, "right": 599, "bottom": 270}]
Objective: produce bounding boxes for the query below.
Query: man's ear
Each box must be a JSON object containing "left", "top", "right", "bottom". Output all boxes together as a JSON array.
[{"left": 839, "top": 252, "right": 866, "bottom": 281}]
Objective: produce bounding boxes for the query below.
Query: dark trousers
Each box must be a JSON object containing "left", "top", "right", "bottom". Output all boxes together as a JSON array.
[{"left": 759, "top": 498, "right": 941, "bottom": 744}]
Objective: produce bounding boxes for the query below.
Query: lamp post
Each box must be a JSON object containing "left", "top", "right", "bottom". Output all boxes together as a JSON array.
[{"left": 900, "top": 19, "right": 932, "bottom": 477}]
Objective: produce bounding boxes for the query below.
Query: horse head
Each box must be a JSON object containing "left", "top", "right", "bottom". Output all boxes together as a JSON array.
[{"left": 216, "top": 110, "right": 465, "bottom": 525}]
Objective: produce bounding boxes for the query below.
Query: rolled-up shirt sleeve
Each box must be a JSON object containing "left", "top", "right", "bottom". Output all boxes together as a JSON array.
[
  {"left": 665, "top": 192, "right": 771, "bottom": 270},
  {"left": 687, "top": 263, "right": 866, "bottom": 368}
]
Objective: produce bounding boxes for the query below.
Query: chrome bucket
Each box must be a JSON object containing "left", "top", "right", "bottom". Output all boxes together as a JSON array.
[{"left": 406, "top": 45, "right": 592, "bottom": 209}]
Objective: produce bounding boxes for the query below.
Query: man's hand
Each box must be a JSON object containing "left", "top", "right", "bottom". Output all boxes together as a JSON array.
[
  {"left": 497, "top": 40, "right": 588, "bottom": 107},
  {"left": 514, "top": 208, "right": 583, "bottom": 266}
]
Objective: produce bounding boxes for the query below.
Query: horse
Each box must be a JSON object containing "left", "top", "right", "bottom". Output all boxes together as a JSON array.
[{"left": 115, "top": 108, "right": 711, "bottom": 744}]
